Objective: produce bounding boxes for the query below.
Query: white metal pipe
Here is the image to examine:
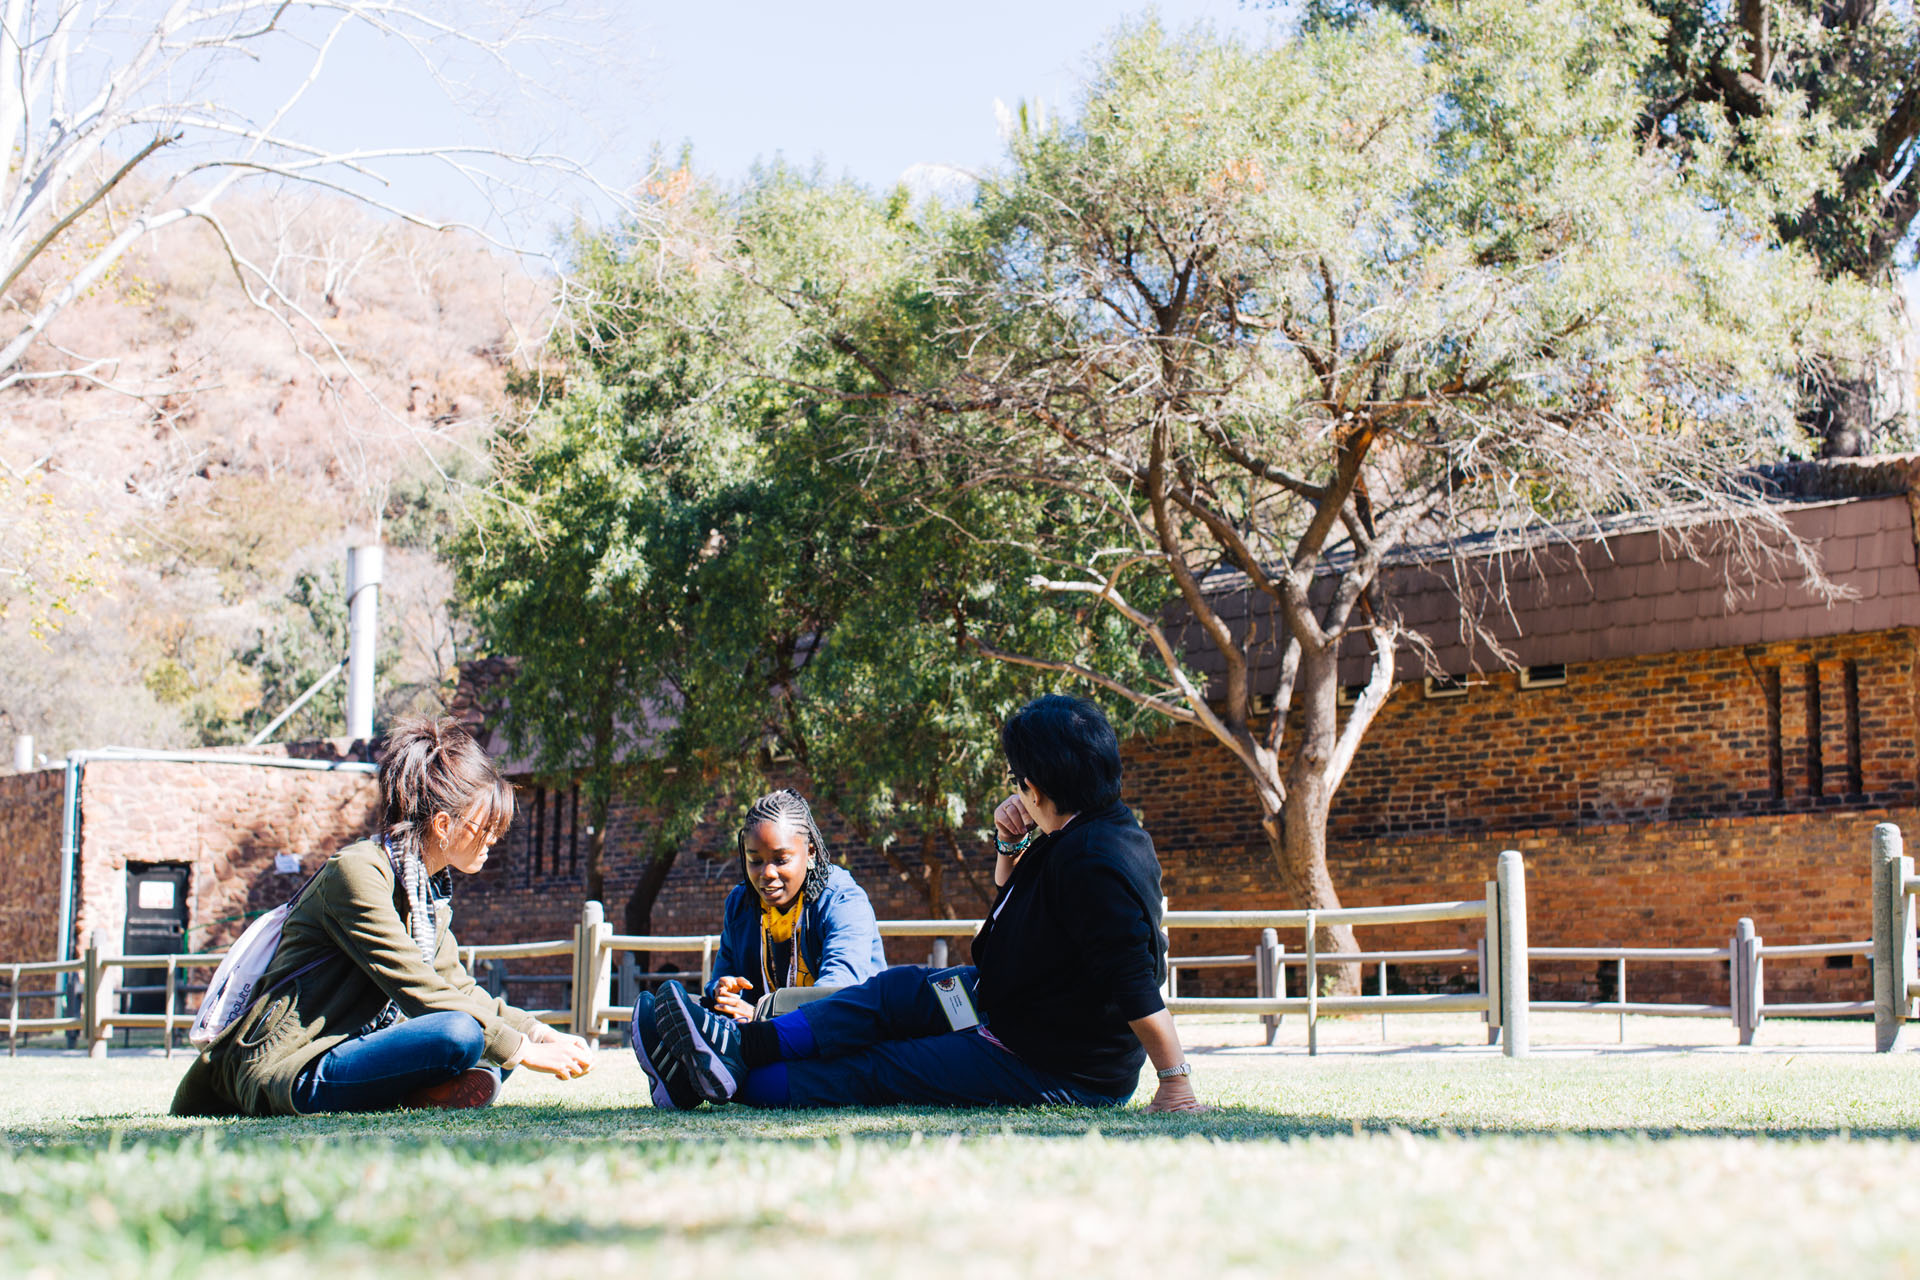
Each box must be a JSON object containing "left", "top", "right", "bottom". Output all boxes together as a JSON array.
[
  {"left": 1166, "top": 900, "right": 1488, "bottom": 928},
  {"left": 54, "top": 747, "right": 376, "bottom": 968},
  {"left": 56, "top": 755, "right": 79, "bottom": 966},
  {"left": 1759, "top": 941, "right": 1871, "bottom": 958},
  {"left": 346, "top": 543, "right": 382, "bottom": 741},
  {"left": 247, "top": 659, "right": 345, "bottom": 747},
  {"left": 12, "top": 734, "right": 31, "bottom": 772}
]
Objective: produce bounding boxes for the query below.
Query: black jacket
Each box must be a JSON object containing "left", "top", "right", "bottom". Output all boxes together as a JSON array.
[{"left": 972, "top": 802, "right": 1167, "bottom": 1095}]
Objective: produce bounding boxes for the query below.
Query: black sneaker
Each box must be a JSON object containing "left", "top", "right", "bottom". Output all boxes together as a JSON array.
[
  {"left": 654, "top": 979, "right": 745, "bottom": 1103},
  {"left": 631, "top": 990, "right": 701, "bottom": 1110}
]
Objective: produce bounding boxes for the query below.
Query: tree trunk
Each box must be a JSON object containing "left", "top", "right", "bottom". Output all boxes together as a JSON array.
[
  {"left": 1800, "top": 369, "right": 1879, "bottom": 457},
  {"left": 1262, "top": 799, "right": 1362, "bottom": 997},
  {"left": 622, "top": 835, "right": 682, "bottom": 980},
  {"left": 1267, "top": 646, "right": 1362, "bottom": 994},
  {"left": 584, "top": 789, "right": 611, "bottom": 906}
]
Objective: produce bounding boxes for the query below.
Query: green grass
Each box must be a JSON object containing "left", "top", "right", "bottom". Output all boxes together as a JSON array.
[{"left": 6, "top": 1016, "right": 1920, "bottom": 1278}]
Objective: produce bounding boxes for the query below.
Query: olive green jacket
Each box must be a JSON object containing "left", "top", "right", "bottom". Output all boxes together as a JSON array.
[{"left": 170, "top": 839, "right": 542, "bottom": 1117}]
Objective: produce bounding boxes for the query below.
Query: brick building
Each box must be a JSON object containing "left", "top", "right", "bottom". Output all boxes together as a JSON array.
[{"left": 4, "top": 457, "right": 1918, "bottom": 1010}]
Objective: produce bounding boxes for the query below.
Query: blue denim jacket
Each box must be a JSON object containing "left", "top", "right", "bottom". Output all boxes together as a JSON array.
[{"left": 705, "top": 864, "right": 887, "bottom": 1002}]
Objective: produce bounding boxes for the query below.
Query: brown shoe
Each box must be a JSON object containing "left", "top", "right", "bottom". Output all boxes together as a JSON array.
[{"left": 400, "top": 1066, "right": 502, "bottom": 1110}]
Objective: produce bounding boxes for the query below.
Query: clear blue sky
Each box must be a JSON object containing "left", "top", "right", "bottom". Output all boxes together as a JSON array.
[
  {"left": 263, "top": 2, "right": 1287, "bottom": 245},
  {"left": 628, "top": 2, "right": 1282, "bottom": 190}
]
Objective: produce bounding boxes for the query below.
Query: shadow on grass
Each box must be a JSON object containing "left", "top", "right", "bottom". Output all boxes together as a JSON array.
[{"left": 8, "top": 1103, "right": 1920, "bottom": 1155}]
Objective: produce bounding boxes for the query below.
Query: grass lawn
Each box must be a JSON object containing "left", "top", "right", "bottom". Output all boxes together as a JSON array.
[{"left": 4, "top": 1014, "right": 1920, "bottom": 1278}]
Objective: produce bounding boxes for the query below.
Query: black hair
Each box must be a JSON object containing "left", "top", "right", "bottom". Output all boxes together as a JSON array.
[
  {"left": 737, "top": 788, "right": 833, "bottom": 900},
  {"left": 1000, "top": 694, "right": 1123, "bottom": 815}
]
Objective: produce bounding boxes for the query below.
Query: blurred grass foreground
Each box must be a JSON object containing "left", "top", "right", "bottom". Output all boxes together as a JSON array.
[{"left": 4, "top": 1014, "right": 1920, "bottom": 1279}]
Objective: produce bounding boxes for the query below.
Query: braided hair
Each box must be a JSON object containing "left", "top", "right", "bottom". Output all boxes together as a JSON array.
[{"left": 737, "top": 788, "right": 833, "bottom": 901}]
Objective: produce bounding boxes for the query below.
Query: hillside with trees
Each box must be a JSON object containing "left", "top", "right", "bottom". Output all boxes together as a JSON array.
[{"left": 0, "top": 192, "right": 547, "bottom": 758}]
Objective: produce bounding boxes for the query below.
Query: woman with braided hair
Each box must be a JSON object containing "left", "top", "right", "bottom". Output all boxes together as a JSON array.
[
  {"left": 703, "top": 789, "right": 885, "bottom": 1023},
  {"left": 172, "top": 715, "right": 594, "bottom": 1116},
  {"left": 639, "top": 696, "right": 1204, "bottom": 1114}
]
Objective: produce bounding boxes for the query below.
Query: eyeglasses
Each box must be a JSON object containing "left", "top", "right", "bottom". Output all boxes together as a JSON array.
[{"left": 460, "top": 816, "right": 503, "bottom": 846}]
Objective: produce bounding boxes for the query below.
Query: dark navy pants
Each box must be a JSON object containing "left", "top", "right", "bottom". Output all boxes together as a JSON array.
[
  {"left": 744, "top": 965, "right": 1132, "bottom": 1110},
  {"left": 292, "top": 1010, "right": 491, "bottom": 1113}
]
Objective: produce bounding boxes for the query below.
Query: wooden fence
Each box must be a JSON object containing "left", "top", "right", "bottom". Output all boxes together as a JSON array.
[{"left": 0, "top": 850, "right": 1534, "bottom": 1059}]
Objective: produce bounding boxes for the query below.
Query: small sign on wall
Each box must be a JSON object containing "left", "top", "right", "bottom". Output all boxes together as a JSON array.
[
  {"left": 274, "top": 853, "right": 303, "bottom": 874},
  {"left": 136, "top": 880, "right": 175, "bottom": 911}
]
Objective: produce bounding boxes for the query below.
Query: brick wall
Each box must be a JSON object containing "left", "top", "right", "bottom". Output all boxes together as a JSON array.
[
  {"left": 451, "top": 629, "right": 1920, "bottom": 1007},
  {"left": 70, "top": 748, "right": 377, "bottom": 958},
  {"left": 4, "top": 630, "right": 1914, "bottom": 1013},
  {"left": 0, "top": 769, "right": 66, "bottom": 960}
]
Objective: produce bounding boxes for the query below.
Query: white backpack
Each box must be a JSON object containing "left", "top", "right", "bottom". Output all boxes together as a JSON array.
[{"left": 188, "top": 869, "right": 321, "bottom": 1048}]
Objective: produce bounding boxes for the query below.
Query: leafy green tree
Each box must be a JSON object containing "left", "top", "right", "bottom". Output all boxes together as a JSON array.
[
  {"left": 882, "top": 11, "right": 1872, "bottom": 973},
  {"left": 1308, "top": 0, "right": 1919, "bottom": 452},
  {"left": 455, "top": 162, "right": 1156, "bottom": 924}
]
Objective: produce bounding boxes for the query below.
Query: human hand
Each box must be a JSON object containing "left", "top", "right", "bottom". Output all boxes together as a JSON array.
[
  {"left": 712, "top": 975, "right": 755, "bottom": 1024},
  {"left": 519, "top": 1039, "right": 594, "bottom": 1080},
  {"left": 1144, "top": 1077, "right": 1207, "bottom": 1114},
  {"left": 546, "top": 1030, "right": 593, "bottom": 1057},
  {"left": 994, "top": 793, "right": 1035, "bottom": 843}
]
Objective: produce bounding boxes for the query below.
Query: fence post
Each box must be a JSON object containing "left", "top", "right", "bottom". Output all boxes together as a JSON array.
[
  {"left": 84, "top": 929, "right": 116, "bottom": 1059},
  {"left": 572, "top": 901, "right": 612, "bottom": 1041},
  {"left": 1305, "top": 910, "right": 1318, "bottom": 1057},
  {"left": 481, "top": 959, "right": 506, "bottom": 999},
  {"left": 1257, "top": 928, "right": 1281, "bottom": 1045},
  {"left": 1482, "top": 896, "right": 1501, "bottom": 1047},
  {"left": 1616, "top": 957, "right": 1626, "bottom": 1045},
  {"left": 617, "top": 951, "right": 638, "bottom": 1015},
  {"left": 930, "top": 938, "right": 949, "bottom": 969},
  {"left": 1731, "top": 917, "right": 1763, "bottom": 1046},
  {"left": 1872, "top": 822, "right": 1913, "bottom": 1052},
  {"left": 1495, "top": 851, "right": 1528, "bottom": 1059},
  {"left": 163, "top": 957, "right": 178, "bottom": 1060},
  {"left": 1378, "top": 960, "right": 1388, "bottom": 1041}
]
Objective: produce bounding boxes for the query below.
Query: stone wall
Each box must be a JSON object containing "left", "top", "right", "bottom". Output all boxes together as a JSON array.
[{"left": 0, "top": 769, "right": 66, "bottom": 960}]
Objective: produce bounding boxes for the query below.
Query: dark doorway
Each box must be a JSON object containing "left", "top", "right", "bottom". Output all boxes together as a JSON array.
[{"left": 123, "top": 862, "right": 190, "bottom": 1015}]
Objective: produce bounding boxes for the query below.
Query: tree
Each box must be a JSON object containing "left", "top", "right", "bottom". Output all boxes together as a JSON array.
[
  {"left": 455, "top": 163, "right": 1153, "bottom": 926},
  {"left": 884, "top": 11, "right": 1871, "bottom": 975},
  {"left": 1308, "top": 0, "right": 1920, "bottom": 453}
]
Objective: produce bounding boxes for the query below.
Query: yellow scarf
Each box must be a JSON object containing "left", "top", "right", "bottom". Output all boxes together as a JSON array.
[{"left": 759, "top": 895, "right": 814, "bottom": 992}]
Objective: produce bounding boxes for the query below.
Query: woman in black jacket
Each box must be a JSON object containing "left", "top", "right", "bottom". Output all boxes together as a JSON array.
[{"left": 638, "top": 695, "right": 1204, "bottom": 1113}]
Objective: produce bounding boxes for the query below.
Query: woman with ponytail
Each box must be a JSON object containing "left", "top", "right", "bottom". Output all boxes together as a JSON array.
[
  {"left": 172, "top": 715, "right": 594, "bottom": 1116},
  {"left": 702, "top": 790, "right": 885, "bottom": 1023}
]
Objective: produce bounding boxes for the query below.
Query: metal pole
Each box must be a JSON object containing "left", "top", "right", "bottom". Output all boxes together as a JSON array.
[
  {"left": 1306, "top": 910, "right": 1318, "bottom": 1057},
  {"left": 1378, "top": 960, "right": 1387, "bottom": 1041},
  {"left": 1617, "top": 957, "right": 1626, "bottom": 1044},
  {"left": 12, "top": 734, "right": 31, "bottom": 773},
  {"left": 345, "top": 544, "right": 382, "bottom": 741}
]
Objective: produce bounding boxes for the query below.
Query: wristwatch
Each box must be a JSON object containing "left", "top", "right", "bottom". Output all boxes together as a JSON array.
[{"left": 1155, "top": 1061, "right": 1191, "bottom": 1080}]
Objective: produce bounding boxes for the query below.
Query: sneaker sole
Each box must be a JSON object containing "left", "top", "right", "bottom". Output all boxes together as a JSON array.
[
  {"left": 630, "top": 996, "right": 687, "bottom": 1110},
  {"left": 401, "top": 1066, "right": 500, "bottom": 1110},
  {"left": 657, "top": 989, "right": 738, "bottom": 1102}
]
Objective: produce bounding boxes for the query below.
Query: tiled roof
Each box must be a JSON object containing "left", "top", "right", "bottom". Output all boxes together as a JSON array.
[{"left": 1178, "top": 456, "right": 1920, "bottom": 689}]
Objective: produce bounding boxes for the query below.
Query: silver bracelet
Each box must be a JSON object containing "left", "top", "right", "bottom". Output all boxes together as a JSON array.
[
  {"left": 995, "top": 830, "right": 1036, "bottom": 856},
  {"left": 1156, "top": 1061, "right": 1191, "bottom": 1080}
]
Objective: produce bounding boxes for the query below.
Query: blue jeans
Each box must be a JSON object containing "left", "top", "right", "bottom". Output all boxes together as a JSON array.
[
  {"left": 748, "top": 965, "right": 1132, "bottom": 1109},
  {"left": 292, "top": 1011, "right": 490, "bottom": 1114}
]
